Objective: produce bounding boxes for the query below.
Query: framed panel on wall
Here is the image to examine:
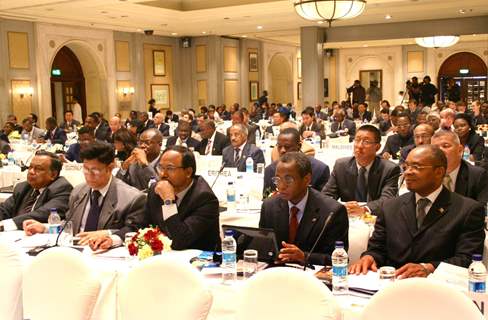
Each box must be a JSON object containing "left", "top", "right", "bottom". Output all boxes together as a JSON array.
[
  {"left": 297, "top": 57, "right": 302, "bottom": 79},
  {"left": 151, "top": 84, "right": 170, "bottom": 109},
  {"left": 297, "top": 82, "right": 302, "bottom": 100},
  {"left": 249, "top": 52, "right": 258, "bottom": 72},
  {"left": 152, "top": 50, "right": 166, "bottom": 76},
  {"left": 249, "top": 81, "right": 259, "bottom": 101}
]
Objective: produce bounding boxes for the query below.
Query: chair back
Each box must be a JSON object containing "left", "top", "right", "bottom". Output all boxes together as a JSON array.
[{"left": 0, "top": 242, "right": 23, "bottom": 320}]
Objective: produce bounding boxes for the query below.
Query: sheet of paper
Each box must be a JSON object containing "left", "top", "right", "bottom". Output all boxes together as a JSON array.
[
  {"left": 16, "top": 234, "right": 57, "bottom": 248},
  {"left": 348, "top": 270, "right": 380, "bottom": 291}
]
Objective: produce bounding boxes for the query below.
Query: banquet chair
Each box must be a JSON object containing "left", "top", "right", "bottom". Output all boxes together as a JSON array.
[
  {"left": 361, "top": 278, "right": 484, "bottom": 320},
  {"left": 348, "top": 222, "right": 371, "bottom": 263},
  {"left": 119, "top": 255, "right": 213, "bottom": 320},
  {"left": 0, "top": 242, "right": 23, "bottom": 320},
  {"left": 23, "top": 247, "right": 101, "bottom": 320},
  {"left": 235, "top": 267, "right": 341, "bottom": 320}
]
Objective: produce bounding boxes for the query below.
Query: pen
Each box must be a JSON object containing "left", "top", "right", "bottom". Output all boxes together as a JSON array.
[{"left": 14, "top": 238, "right": 22, "bottom": 242}]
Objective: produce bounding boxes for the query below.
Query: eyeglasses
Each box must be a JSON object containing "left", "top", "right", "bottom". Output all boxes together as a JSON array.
[
  {"left": 83, "top": 167, "right": 104, "bottom": 175},
  {"left": 403, "top": 163, "right": 436, "bottom": 171},
  {"left": 271, "top": 176, "right": 295, "bottom": 186},
  {"left": 158, "top": 165, "right": 184, "bottom": 173},
  {"left": 353, "top": 139, "right": 377, "bottom": 146},
  {"left": 138, "top": 139, "right": 156, "bottom": 146}
]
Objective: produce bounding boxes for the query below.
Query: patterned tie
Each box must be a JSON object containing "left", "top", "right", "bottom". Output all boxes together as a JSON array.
[
  {"left": 288, "top": 206, "right": 299, "bottom": 244},
  {"left": 19, "top": 189, "right": 40, "bottom": 215},
  {"left": 234, "top": 148, "right": 240, "bottom": 163},
  {"left": 355, "top": 166, "right": 367, "bottom": 202},
  {"left": 205, "top": 139, "right": 212, "bottom": 155},
  {"left": 443, "top": 175, "right": 453, "bottom": 192},
  {"left": 416, "top": 198, "right": 430, "bottom": 229},
  {"left": 84, "top": 190, "right": 102, "bottom": 232}
]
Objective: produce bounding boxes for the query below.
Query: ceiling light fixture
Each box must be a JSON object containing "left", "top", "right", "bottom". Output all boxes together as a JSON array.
[
  {"left": 293, "top": 0, "right": 366, "bottom": 26},
  {"left": 415, "top": 36, "right": 459, "bottom": 48}
]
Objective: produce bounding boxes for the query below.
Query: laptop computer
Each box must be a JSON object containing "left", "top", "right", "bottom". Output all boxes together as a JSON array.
[{"left": 221, "top": 224, "right": 280, "bottom": 263}]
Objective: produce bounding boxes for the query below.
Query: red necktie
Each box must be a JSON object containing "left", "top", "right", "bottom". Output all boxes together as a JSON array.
[{"left": 288, "top": 206, "right": 299, "bottom": 243}]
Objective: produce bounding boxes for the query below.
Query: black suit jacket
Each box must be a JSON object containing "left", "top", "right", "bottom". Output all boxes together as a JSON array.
[
  {"left": 353, "top": 111, "right": 372, "bottom": 123},
  {"left": 0, "top": 177, "right": 73, "bottom": 228},
  {"left": 379, "top": 120, "right": 392, "bottom": 135},
  {"left": 145, "top": 176, "right": 220, "bottom": 251},
  {"left": 95, "top": 123, "right": 111, "bottom": 142},
  {"left": 222, "top": 143, "right": 265, "bottom": 172},
  {"left": 44, "top": 127, "right": 67, "bottom": 145},
  {"left": 259, "top": 188, "right": 349, "bottom": 265},
  {"left": 143, "top": 120, "right": 156, "bottom": 132},
  {"left": 330, "top": 119, "right": 356, "bottom": 142},
  {"left": 323, "top": 156, "right": 401, "bottom": 214},
  {"left": 466, "top": 131, "right": 485, "bottom": 161},
  {"left": 363, "top": 188, "right": 485, "bottom": 268},
  {"left": 381, "top": 133, "right": 414, "bottom": 159},
  {"left": 198, "top": 131, "right": 230, "bottom": 156},
  {"left": 299, "top": 122, "right": 326, "bottom": 140},
  {"left": 156, "top": 123, "right": 170, "bottom": 136},
  {"left": 455, "top": 160, "right": 488, "bottom": 203},
  {"left": 166, "top": 136, "right": 201, "bottom": 150},
  {"left": 59, "top": 120, "right": 80, "bottom": 131},
  {"left": 264, "top": 157, "right": 330, "bottom": 195}
]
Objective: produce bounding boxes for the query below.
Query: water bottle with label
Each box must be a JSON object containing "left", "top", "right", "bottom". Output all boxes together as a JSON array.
[
  {"left": 221, "top": 230, "right": 237, "bottom": 284},
  {"left": 332, "top": 241, "right": 348, "bottom": 295},
  {"left": 469, "top": 254, "right": 486, "bottom": 293},
  {"left": 47, "top": 208, "right": 62, "bottom": 234},
  {"left": 463, "top": 145, "right": 470, "bottom": 161},
  {"left": 245, "top": 157, "right": 254, "bottom": 173},
  {"left": 226, "top": 181, "right": 236, "bottom": 213},
  {"left": 7, "top": 152, "right": 15, "bottom": 166}
]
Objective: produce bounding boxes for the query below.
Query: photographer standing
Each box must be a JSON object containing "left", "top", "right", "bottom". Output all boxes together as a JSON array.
[
  {"left": 347, "top": 80, "right": 366, "bottom": 104},
  {"left": 420, "top": 75, "right": 438, "bottom": 107}
]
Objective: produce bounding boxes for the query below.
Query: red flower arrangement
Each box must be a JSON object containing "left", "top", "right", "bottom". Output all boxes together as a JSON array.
[{"left": 127, "top": 226, "right": 172, "bottom": 260}]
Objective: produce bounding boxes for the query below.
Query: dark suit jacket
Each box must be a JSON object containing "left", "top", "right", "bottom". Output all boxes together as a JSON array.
[
  {"left": 44, "top": 127, "right": 67, "bottom": 145},
  {"left": 353, "top": 111, "right": 372, "bottom": 123},
  {"left": 59, "top": 120, "right": 80, "bottom": 131},
  {"left": 299, "top": 122, "right": 326, "bottom": 140},
  {"left": 264, "top": 157, "right": 330, "bottom": 195},
  {"left": 156, "top": 123, "right": 170, "bottom": 136},
  {"left": 145, "top": 176, "right": 220, "bottom": 251},
  {"left": 455, "top": 160, "right": 488, "bottom": 203},
  {"left": 466, "top": 131, "right": 485, "bottom": 161},
  {"left": 381, "top": 133, "right": 414, "bottom": 159},
  {"left": 142, "top": 119, "right": 155, "bottom": 132},
  {"left": 65, "top": 143, "right": 82, "bottom": 163},
  {"left": 0, "top": 177, "right": 73, "bottom": 228},
  {"left": 259, "top": 188, "right": 349, "bottom": 265},
  {"left": 323, "top": 156, "right": 401, "bottom": 214},
  {"left": 379, "top": 120, "right": 392, "bottom": 135},
  {"left": 363, "top": 188, "right": 485, "bottom": 268},
  {"left": 222, "top": 143, "right": 265, "bottom": 172},
  {"left": 94, "top": 123, "right": 111, "bottom": 142},
  {"left": 116, "top": 155, "right": 160, "bottom": 191},
  {"left": 198, "top": 131, "right": 230, "bottom": 156},
  {"left": 165, "top": 136, "right": 201, "bottom": 150},
  {"left": 399, "top": 144, "right": 416, "bottom": 164},
  {"left": 330, "top": 119, "right": 356, "bottom": 142},
  {"left": 69, "top": 177, "right": 146, "bottom": 239}
]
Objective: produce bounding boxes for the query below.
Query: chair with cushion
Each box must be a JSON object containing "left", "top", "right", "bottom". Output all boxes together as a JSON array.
[
  {"left": 23, "top": 247, "right": 101, "bottom": 320},
  {"left": 361, "top": 278, "right": 483, "bottom": 320},
  {"left": 235, "top": 267, "right": 341, "bottom": 320},
  {"left": 119, "top": 255, "right": 213, "bottom": 320},
  {"left": 0, "top": 242, "right": 23, "bottom": 320}
]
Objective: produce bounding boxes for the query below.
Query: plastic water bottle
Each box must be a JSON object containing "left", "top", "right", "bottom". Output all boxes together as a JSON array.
[
  {"left": 463, "top": 145, "right": 470, "bottom": 161},
  {"left": 469, "top": 254, "right": 486, "bottom": 293},
  {"left": 148, "top": 176, "right": 157, "bottom": 189},
  {"left": 226, "top": 181, "right": 236, "bottom": 212},
  {"left": 221, "top": 230, "right": 237, "bottom": 284},
  {"left": 246, "top": 157, "right": 254, "bottom": 173},
  {"left": 332, "top": 241, "right": 348, "bottom": 295},
  {"left": 47, "top": 208, "right": 62, "bottom": 234},
  {"left": 7, "top": 152, "right": 15, "bottom": 165}
]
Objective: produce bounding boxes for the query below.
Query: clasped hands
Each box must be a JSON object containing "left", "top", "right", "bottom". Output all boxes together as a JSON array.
[
  {"left": 121, "top": 148, "right": 148, "bottom": 170},
  {"left": 349, "top": 255, "right": 435, "bottom": 279}
]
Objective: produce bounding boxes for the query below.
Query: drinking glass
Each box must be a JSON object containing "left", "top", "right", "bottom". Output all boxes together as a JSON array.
[
  {"left": 61, "top": 221, "right": 73, "bottom": 246},
  {"left": 243, "top": 249, "right": 258, "bottom": 279},
  {"left": 256, "top": 163, "right": 265, "bottom": 175},
  {"left": 378, "top": 266, "right": 396, "bottom": 289}
]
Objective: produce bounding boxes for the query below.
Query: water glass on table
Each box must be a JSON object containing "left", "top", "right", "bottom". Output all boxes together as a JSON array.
[
  {"left": 243, "top": 249, "right": 258, "bottom": 279},
  {"left": 61, "top": 221, "right": 73, "bottom": 246},
  {"left": 378, "top": 266, "right": 396, "bottom": 289},
  {"left": 256, "top": 163, "right": 265, "bottom": 175}
]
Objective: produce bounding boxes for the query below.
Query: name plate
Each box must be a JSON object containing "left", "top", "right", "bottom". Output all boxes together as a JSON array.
[{"left": 467, "top": 292, "right": 488, "bottom": 318}]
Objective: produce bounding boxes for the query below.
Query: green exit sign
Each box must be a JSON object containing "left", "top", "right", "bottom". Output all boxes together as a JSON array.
[{"left": 52, "top": 69, "right": 61, "bottom": 76}]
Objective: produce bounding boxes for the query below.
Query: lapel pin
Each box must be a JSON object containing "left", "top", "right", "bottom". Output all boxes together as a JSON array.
[{"left": 439, "top": 208, "right": 445, "bottom": 214}]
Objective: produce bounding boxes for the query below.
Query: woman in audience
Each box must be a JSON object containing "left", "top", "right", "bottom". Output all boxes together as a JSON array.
[
  {"left": 453, "top": 113, "right": 485, "bottom": 162},
  {"left": 125, "top": 110, "right": 138, "bottom": 128},
  {"left": 113, "top": 127, "right": 137, "bottom": 161}
]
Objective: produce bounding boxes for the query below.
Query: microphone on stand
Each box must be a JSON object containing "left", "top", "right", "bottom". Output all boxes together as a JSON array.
[
  {"left": 211, "top": 162, "right": 227, "bottom": 189},
  {"left": 303, "top": 211, "right": 335, "bottom": 271}
]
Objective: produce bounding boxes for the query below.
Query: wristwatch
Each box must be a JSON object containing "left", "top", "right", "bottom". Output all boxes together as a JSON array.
[{"left": 163, "top": 199, "right": 176, "bottom": 206}]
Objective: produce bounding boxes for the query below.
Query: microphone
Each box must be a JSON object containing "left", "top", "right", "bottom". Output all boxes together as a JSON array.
[
  {"left": 303, "top": 211, "right": 335, "bottom": 271},
  {"left": 210, "top": 162, "right": 226, "bottom": 189}
]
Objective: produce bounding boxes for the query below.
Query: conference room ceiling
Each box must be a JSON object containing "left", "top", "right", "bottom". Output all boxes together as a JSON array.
[{"left": 0, "top": 0, "right": 487, "bottom": 46}]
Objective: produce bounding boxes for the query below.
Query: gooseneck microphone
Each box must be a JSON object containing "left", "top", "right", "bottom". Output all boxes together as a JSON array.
[
  {"left": 211, "top": 162, "right": 227, "bottom": 189},
  {"left": 303, "top": 211, "right": 335, "bottom": 271}
]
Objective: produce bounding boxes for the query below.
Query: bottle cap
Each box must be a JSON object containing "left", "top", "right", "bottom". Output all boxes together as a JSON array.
[
  {"left": 50, "top": 208, "right": 57, "bottom": 212},
  {"left": 473, "top": 254, "right": 482, "bottom": 261},
  {"left": 224, "top": 230, "right": 234, "bottom": 236},
  {"left": 335, "top": 241, "right": 344, "bottom": 248}
]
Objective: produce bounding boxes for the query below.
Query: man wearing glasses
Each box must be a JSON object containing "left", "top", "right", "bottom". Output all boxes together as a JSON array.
[
  {"left": 23, "top": 142, "right": 146, "bottom": 248},
  {"left": 260, "top": 152, "right": 348, "bottom": 266},
  {"left": 350, "top": 145, "right": 485, "bottom": 277},
  {"left": 381, "top": 113, "right": 414, "bottom": 160},
  {"left": 144, "top": 145, "right": 220, "bottom": 251},
  {"left": 116, "top": 128, "right": 162, "bottom": 191},
  {"left": 323, "top": 125, "right": 400, "bottom": 216}
]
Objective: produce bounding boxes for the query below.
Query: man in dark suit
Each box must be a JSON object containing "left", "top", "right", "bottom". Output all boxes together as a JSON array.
[
  {"left": 330, "top": 109, "right": 356, "bottom": 142},
  {"left": 166, "top": 120, "right": 200, "bottom": 150},
  {"left": 139, "top": 112, "right": 155, "bottom": 132},
  {"left": 144, "top": 145, "right": 220, "bottom": 251},
  {"left": 323, "top": 125, "right": 400, "bottom": 216},
  {"left": 266, "top": 111, "right": 287, "bottom": 136},
  {"left": 299, "top": 107, "right": 326, "bottom": 140},
  {"left": 116, "top": 128, "right": 162, "bottom": 191},
  {"left": 153, "top": 112, "right": 170, "bottom": 136},
  {"left": 353, "top": 103, "right": 372, "bottom": 123},
  {"left": 222, "top": 123, "right": 265, "bottom": 172},
  {"left": 24, "top": 142, "right": 146, "bottom": 249},
  {"left": 381, "top": 113, "right": 414, "bottom": 160},
  {"left": 260, "top": 152, "right": 348, "bottom": 266},
  {"left": 264, "top": 128, "right": 329, "bottom": 197},
  {"left": 0, "top": 151, "right": 72, "bottom": 230},
  {"left": 85, "top": 113, "right": 111, "bottom": 142},
  {"left": 399, "top": 123, "right": 434, "bottom": 164},
  {"left": 350, "top": 145, "right": 485, "bottom": 277},
  {"left": 198, "top": 119, "right": 230, "bottom": 156},
  {"left": 59, "top": 110, "right": 80, "bottom": 133},
  {"left": 228, "top": 110, "right": 259, "bottom": 144},
  {"left": 62, "top": 126, "right": 95, "bottom": 163},
  {"left": 431, "top": 130, "right": 488, "bottom": 203},
  {"left": 41, "top": 117, "right": 67, "bottom": 145}
]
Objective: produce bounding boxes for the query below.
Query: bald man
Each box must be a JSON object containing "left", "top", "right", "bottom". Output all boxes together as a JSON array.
[{"left": 399, "top": 123, "right": 434, "bottom": 164}]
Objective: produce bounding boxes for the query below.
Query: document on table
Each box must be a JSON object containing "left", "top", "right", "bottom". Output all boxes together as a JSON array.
[
  {"left": 430, "top": 262, "right": 468, "bottom": 292},
  {"left": 348, "top": 271, "right": 380, "bottom": 292},
  {"left": 16, "top": 234, "right": 57, "bottom": 248}
]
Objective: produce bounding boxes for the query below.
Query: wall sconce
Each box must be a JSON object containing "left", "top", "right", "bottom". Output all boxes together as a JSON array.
[
  {"left": 18, "top": 86, "right": 33, "bottom": 98},
  {"left": 119, "top": 87, "right": 135, "bottom": 96}
]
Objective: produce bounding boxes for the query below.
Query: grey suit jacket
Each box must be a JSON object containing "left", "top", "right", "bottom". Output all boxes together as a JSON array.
[
  {"left": 222, "top": 143, "right": 265, "bottom": 172},
  {"left": 68, "top": 177, "right": 146, "bottom": 238},
  {"left": 116, "top": 155, "right": 161, "bottom": 191},
  {"left": 21, "top": 127, "right": 45, "bottom": 140},
  {"left": 323, "top": 156, "right": 401, "bottom": 214},
  {"left": 0, "top": 176, "right": 73, "bottom": 228}
]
